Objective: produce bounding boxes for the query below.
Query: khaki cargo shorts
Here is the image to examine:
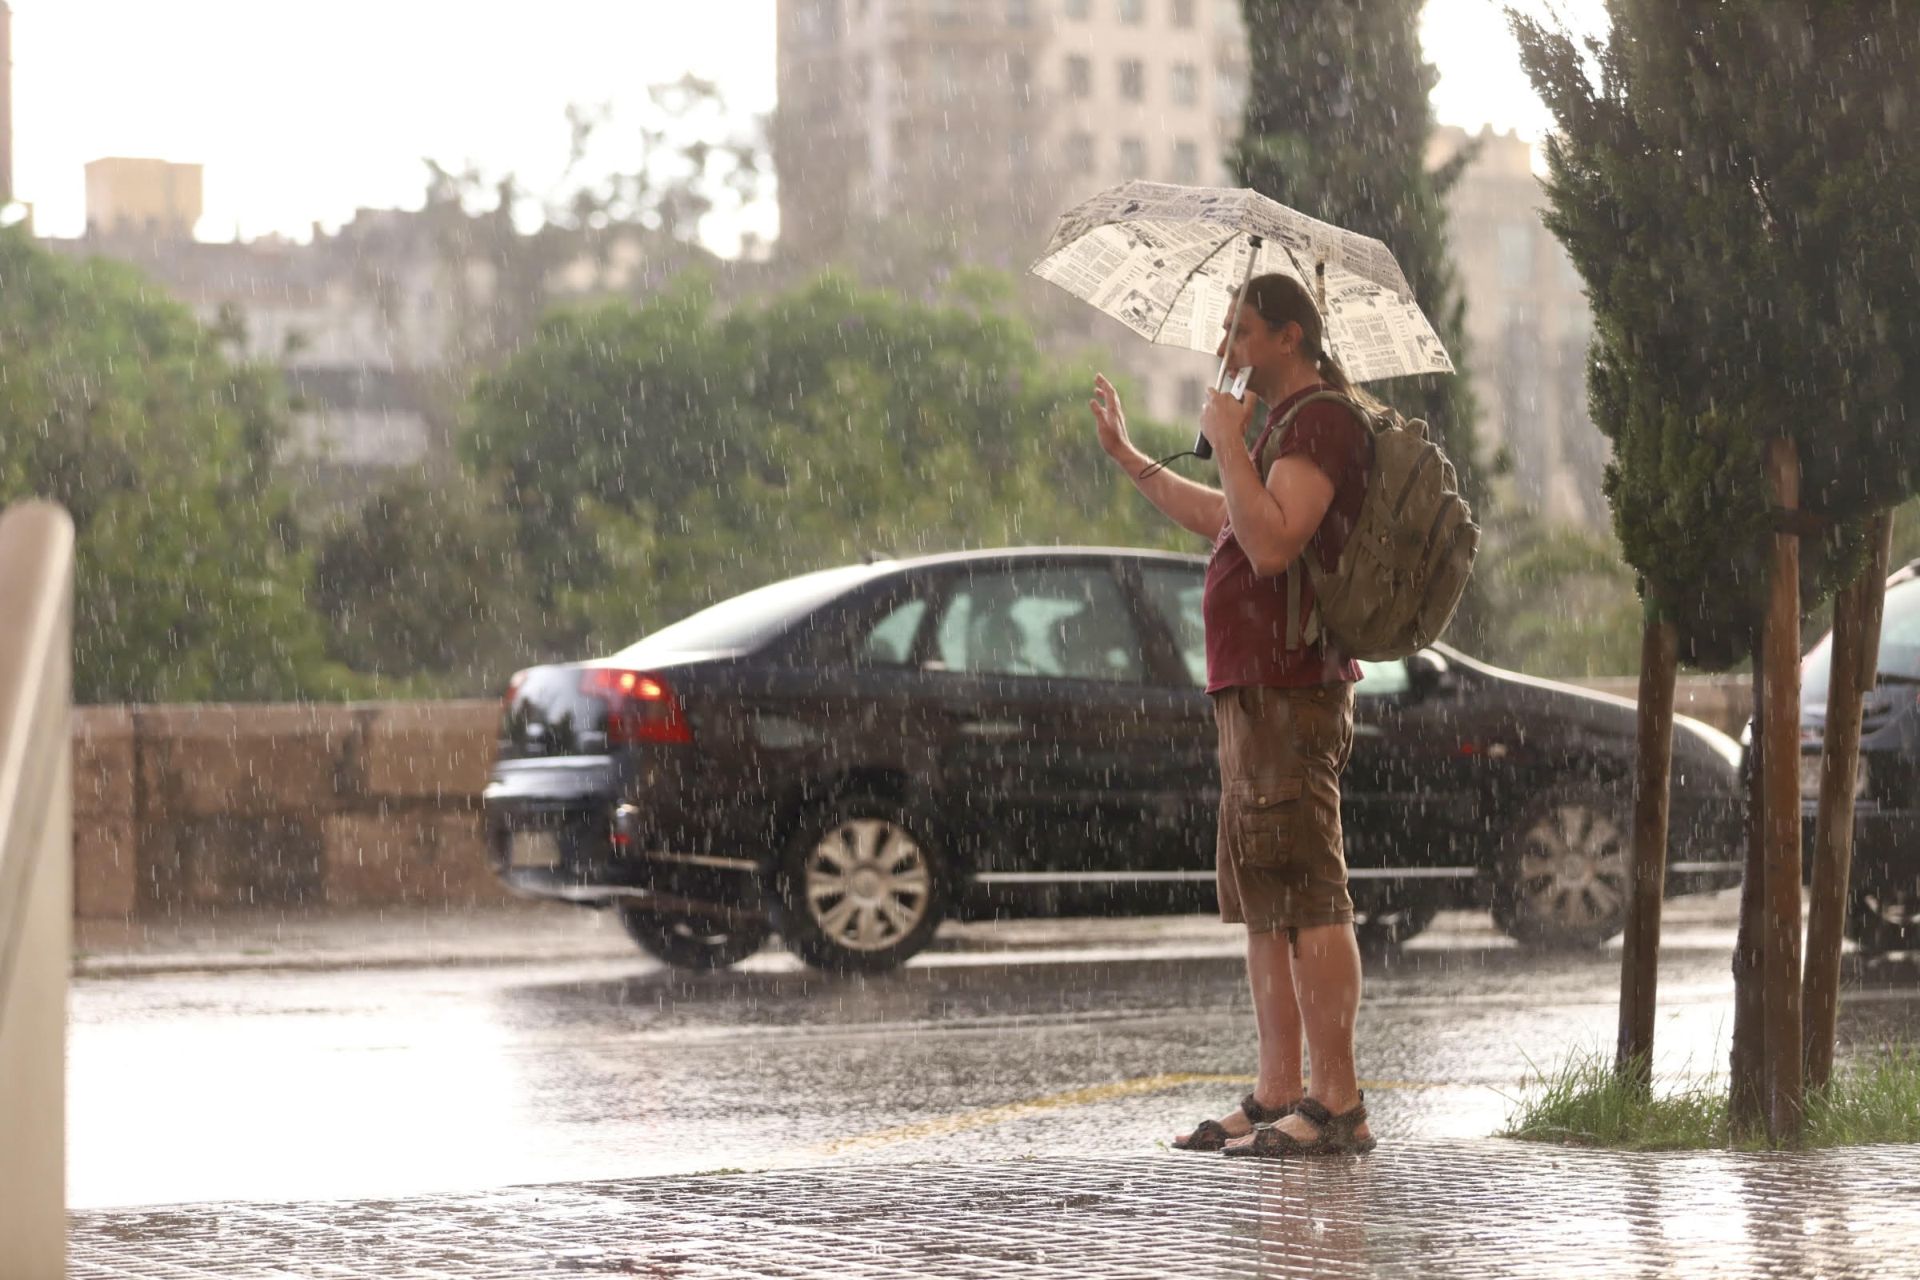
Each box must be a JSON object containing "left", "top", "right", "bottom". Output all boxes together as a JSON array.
[{"left": 1212, "top": 682, "right": 1357, "bottom": 933}]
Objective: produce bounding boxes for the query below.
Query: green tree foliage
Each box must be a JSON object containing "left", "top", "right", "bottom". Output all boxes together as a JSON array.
[
  {"left": 1512, "top": 3, "right": 1920, "bottom": 667},
  {"left": 463, "top": 269, "right": 1182, "bottom": 649},
  {"left": 310, "top": 474, "right": 538, "bottom": 694},
  {"left": 0, "top": 228, "right": 343, "bottom": 703},
  {"left": 1233, "top": 0, "right": 1488, "bottom": 519}
]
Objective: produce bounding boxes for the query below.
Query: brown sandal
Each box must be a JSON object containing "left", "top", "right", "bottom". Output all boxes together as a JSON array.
[
  {"left": 1222, "top": 1093, "right": 1376, "bottom": 1158},
  {"left": 1172, "top": 1093, "right": 1297, "bottom": 1152}
]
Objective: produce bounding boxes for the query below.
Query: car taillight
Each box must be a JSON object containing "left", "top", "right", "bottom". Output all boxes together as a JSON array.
[
  {"left": 503, "top": 668, "right": 529, "bottom": 713},
  {"left": 579, "top": 668, "right": 693, "bottom": 746}
]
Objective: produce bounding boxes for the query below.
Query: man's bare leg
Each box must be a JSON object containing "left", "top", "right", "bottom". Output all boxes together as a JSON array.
[
  {"left": 1171, "top": 927, "right": 1304, "bottom": 1143},
  {"left": 1268, "top": 921, "right": 1370, "bottom": 1143},
  {"left": 1247, "top": 927, "right": 1307, "bottom": 1108}
]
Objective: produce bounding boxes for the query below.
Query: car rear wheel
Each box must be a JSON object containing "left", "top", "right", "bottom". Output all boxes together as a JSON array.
[
  {"left": 1492, "top": 787, "right": 1631, "bottom": 950},
  {"left": 618, "top": 907, "right": 770, "bottom": 971},
  {"left": 776, "top": 796, "right": 946, "bottom": 974},
  {"left": 1847, "top": 884, "right": 1918, "bottom": 958}
]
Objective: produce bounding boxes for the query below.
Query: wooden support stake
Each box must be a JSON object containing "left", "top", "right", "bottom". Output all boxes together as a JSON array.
[
  {"left": 1804, "top": 511, "right": 1895, "bottom": 1090},
  {"left": 1760, "top": 436, "right": 1805, "bottom": 1145},
  {"left": 1617, "top": 613, "right": 1677, "bottom": 1091},
  {"left": 1729, "top": 641, "right": 1768, "bottom": 1138}
]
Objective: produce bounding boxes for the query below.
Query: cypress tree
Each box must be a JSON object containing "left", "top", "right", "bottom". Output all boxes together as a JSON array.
[
  {"left": 1233, "top": 1, "right": 1488, "bottom": 547},
  {"left": 1514, "top": 0, "right": 1920, "bottom": 1141}
]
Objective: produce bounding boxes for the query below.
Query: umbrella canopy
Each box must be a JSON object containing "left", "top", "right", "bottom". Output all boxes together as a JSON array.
[{"left": 1031, "top": 180, "right": 1453, "bottom": 384}]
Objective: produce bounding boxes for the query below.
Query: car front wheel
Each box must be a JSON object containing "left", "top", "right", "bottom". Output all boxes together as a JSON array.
[
  {"left": 775, "top": 795, "right": 946, "bottom": 974},
  {"left": 618, "top": 907, "right": 770, "bottom": 971},
  {"left": 1492, "top": 787, "right": 1632, "bottom": 950}
]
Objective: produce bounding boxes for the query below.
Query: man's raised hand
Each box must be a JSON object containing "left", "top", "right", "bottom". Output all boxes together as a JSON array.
[{"left": 1090, "top": 374, "right": 1132, "bottom": 461}]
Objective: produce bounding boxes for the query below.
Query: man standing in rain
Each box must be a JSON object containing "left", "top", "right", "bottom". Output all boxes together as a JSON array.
[{"left": 1089, "top": 273, "right": 1375, "bottom": 1156}]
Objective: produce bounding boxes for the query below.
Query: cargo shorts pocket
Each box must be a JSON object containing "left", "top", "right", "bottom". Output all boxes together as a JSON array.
[{"left": 1225, "top": 775, "right": 1305, "bottom": 870}]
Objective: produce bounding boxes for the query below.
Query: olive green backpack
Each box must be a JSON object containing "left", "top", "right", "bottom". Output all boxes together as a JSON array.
[{"left": 1256, "top": 391, "right": 1479, "bottom": 662}]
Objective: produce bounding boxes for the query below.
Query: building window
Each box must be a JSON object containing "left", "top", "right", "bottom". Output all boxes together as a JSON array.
[
  {"left": 1172, "top": 0, "right": 1195, "bottom": 26},
  {"left": 1498, "top": 223, "right": 1533, "bottom": 288},
  {"left": 1066, "top": 132, "right": 1096, "bottom": 173},
  {"left": 1009, "top": 132, "right": 1033, "bottom": 172},
  {"left": 1170, "top": 62, "right": 1198, "bottom": 106},
  {"left": 794, "top": 0, "right": 838, "bottom": 40},
  {"left": 1065, "top": 0, "right": 1090, "bottom": 17},
  {"left": 1119, "top": 136, "right": 1147, "bottom": 175},
  {"left": 1119, "top": 58, "right": 1145, "bottom": 101},
  {"left": 1119, "top": 0, "right": 1144, "bottom": 23},
  {"left": 1007, "top": 52, "right": 1031, "bottom": 101},
  {"left": 1216, "top": 66, "right": 1245, "bottom": 117},
  {"left": 1007, "top": 0, "right": 1033, "bottom": 25},
  {"left": 931, "top": 0, "right": 963, "bottom": 25},
  {"left": 1066, "top": 55, "right": 1092, "bottom": 98},
  {"left": 1172, "top": 139, "right": 1199, "bottom": 183}
]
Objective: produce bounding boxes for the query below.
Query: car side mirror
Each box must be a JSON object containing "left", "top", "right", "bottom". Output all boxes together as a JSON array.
[{"left": 1406, "top": 650, "right": 1450, "bottom": 700}]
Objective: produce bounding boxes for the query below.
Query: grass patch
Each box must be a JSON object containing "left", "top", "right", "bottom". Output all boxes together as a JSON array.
[
  {"left": 1806, "top": 1044, "right": 1920, "bottom": 1146},
  {"left": 1500, "top": 1050, "right": 1727, "bottom": 1151},
  {"left": 1501, "top": 1045, "right": 1920, "bottom": 1151}
]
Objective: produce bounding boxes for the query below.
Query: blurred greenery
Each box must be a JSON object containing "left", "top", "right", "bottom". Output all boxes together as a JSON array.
[
  {"left": 461, "top": 268, "right": 1186, "bottom": 656},
  {"left": 0, "top": 227, "right": 351, "bottom": 703},
  {"left": 2, "top": 218, "right": 1671, "bottom": 701}
]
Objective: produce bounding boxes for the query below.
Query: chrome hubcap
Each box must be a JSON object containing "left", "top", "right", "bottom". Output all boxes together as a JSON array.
[
  {"left": 1517, "top": 804, "right": 1629, "bottom": 931},
  {"left": 804, "top": 818, "right": 932, "bottom": 952}
]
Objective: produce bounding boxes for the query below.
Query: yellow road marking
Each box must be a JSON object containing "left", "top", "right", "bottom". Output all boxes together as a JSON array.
[{"left": 808, "top": 1073, "right": 1451, "bottom": 1157}]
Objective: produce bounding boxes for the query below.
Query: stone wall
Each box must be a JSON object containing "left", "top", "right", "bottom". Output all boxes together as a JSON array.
[
  {"left": 67, "top": 679, "right": 1755, "bottom": 920},
  {"left": 72, "top": 701, "right": 513, "bottom": 921}
]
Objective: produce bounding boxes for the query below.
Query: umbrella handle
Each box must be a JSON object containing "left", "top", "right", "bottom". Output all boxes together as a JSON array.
[{"left": 1195, "top": 234, "right": 1263, "bottom": 462}]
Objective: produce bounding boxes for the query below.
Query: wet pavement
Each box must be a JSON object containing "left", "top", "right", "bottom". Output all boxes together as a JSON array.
[
  {"left": 68, "top": 1141, "right": 1920, "bottom": 1278},
  {"left": 66, "top": 894, "right": 1920, "bottom": 1276}
]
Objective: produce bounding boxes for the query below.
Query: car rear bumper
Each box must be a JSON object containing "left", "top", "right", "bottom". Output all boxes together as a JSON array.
[{"left": 485, "top": 790, "right": 769, "bottom": 920}]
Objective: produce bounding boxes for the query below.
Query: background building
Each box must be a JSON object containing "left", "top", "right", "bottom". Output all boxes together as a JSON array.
[
  {"left": 84, "top": 157, "right": 204, "bottom": 239},
  {"left": 1432, "top": 125, "right": 1606, "bottom": 528},
  {"left": 1, "top": 0, "right": 13, "bottom": 207}
]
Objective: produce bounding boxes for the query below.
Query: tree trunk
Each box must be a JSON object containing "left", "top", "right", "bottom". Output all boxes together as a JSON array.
[
  {"left": 1730, "top": 639, "right": 1768, "bottom": 1139},
  {"left": 1803, "top": 511, "right": 1895, "bottom": 1091},
  {"left": 1616, "top": 612, "right": 1677, "bottom": 1092},
  {"left": 1760, "top": 437, "right": 1805, "bottom": 1145}
]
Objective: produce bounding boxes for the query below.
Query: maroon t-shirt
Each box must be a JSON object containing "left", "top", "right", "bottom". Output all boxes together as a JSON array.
[{"left": 1203, "top": 384, "right": 1371, "bottom": 692}]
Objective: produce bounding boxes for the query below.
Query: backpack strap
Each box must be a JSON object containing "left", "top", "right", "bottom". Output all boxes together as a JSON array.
[{"left": 1259, "top": 391, "right": 1367, "bottom": 650}]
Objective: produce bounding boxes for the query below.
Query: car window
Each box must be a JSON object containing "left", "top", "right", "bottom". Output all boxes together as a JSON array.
[
  {"left": 613, "top": 563, "right": 888, "bottom": 659},
  {"left": 1805, "top": 575, "right": 1920, "bottom": 704},
  {"left": 1135, "top": 563, "right": 1207, "bottom": 687},
  {"left": 861, "top": 597, "right": 929, "bottom": 665},
  {"left": 933, "top": 565, "right": 1146, "bottom": 683},
  {"left": 1356, "top": 659, "right": 1410, "bottom": 698}
]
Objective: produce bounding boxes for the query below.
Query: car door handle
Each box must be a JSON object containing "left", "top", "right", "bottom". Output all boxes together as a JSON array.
[{"left": 943, "top": 709, "right": 1025, "bottom": 738}]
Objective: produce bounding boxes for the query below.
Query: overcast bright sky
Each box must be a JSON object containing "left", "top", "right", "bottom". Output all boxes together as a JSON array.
[{"left": 6, "top": 0, "right": 1603, "bottom": 251}]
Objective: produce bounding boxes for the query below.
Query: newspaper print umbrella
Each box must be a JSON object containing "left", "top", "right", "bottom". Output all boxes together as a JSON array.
[{"left": 1030, "top": 179, "right": 1454, "bottom": 385}]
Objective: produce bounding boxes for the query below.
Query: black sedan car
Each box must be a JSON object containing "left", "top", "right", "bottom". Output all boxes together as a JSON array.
[
  {"left": 1800, "top": 557, "right": 1920, "bottom": 955},
  {"left": 484, "top": 547, "right": 1744, "bottom": 972}
]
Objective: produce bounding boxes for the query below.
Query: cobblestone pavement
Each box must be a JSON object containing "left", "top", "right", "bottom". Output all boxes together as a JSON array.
[{"left": 69, "top": 1138, "right": 1920, "bottom": 1279}]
